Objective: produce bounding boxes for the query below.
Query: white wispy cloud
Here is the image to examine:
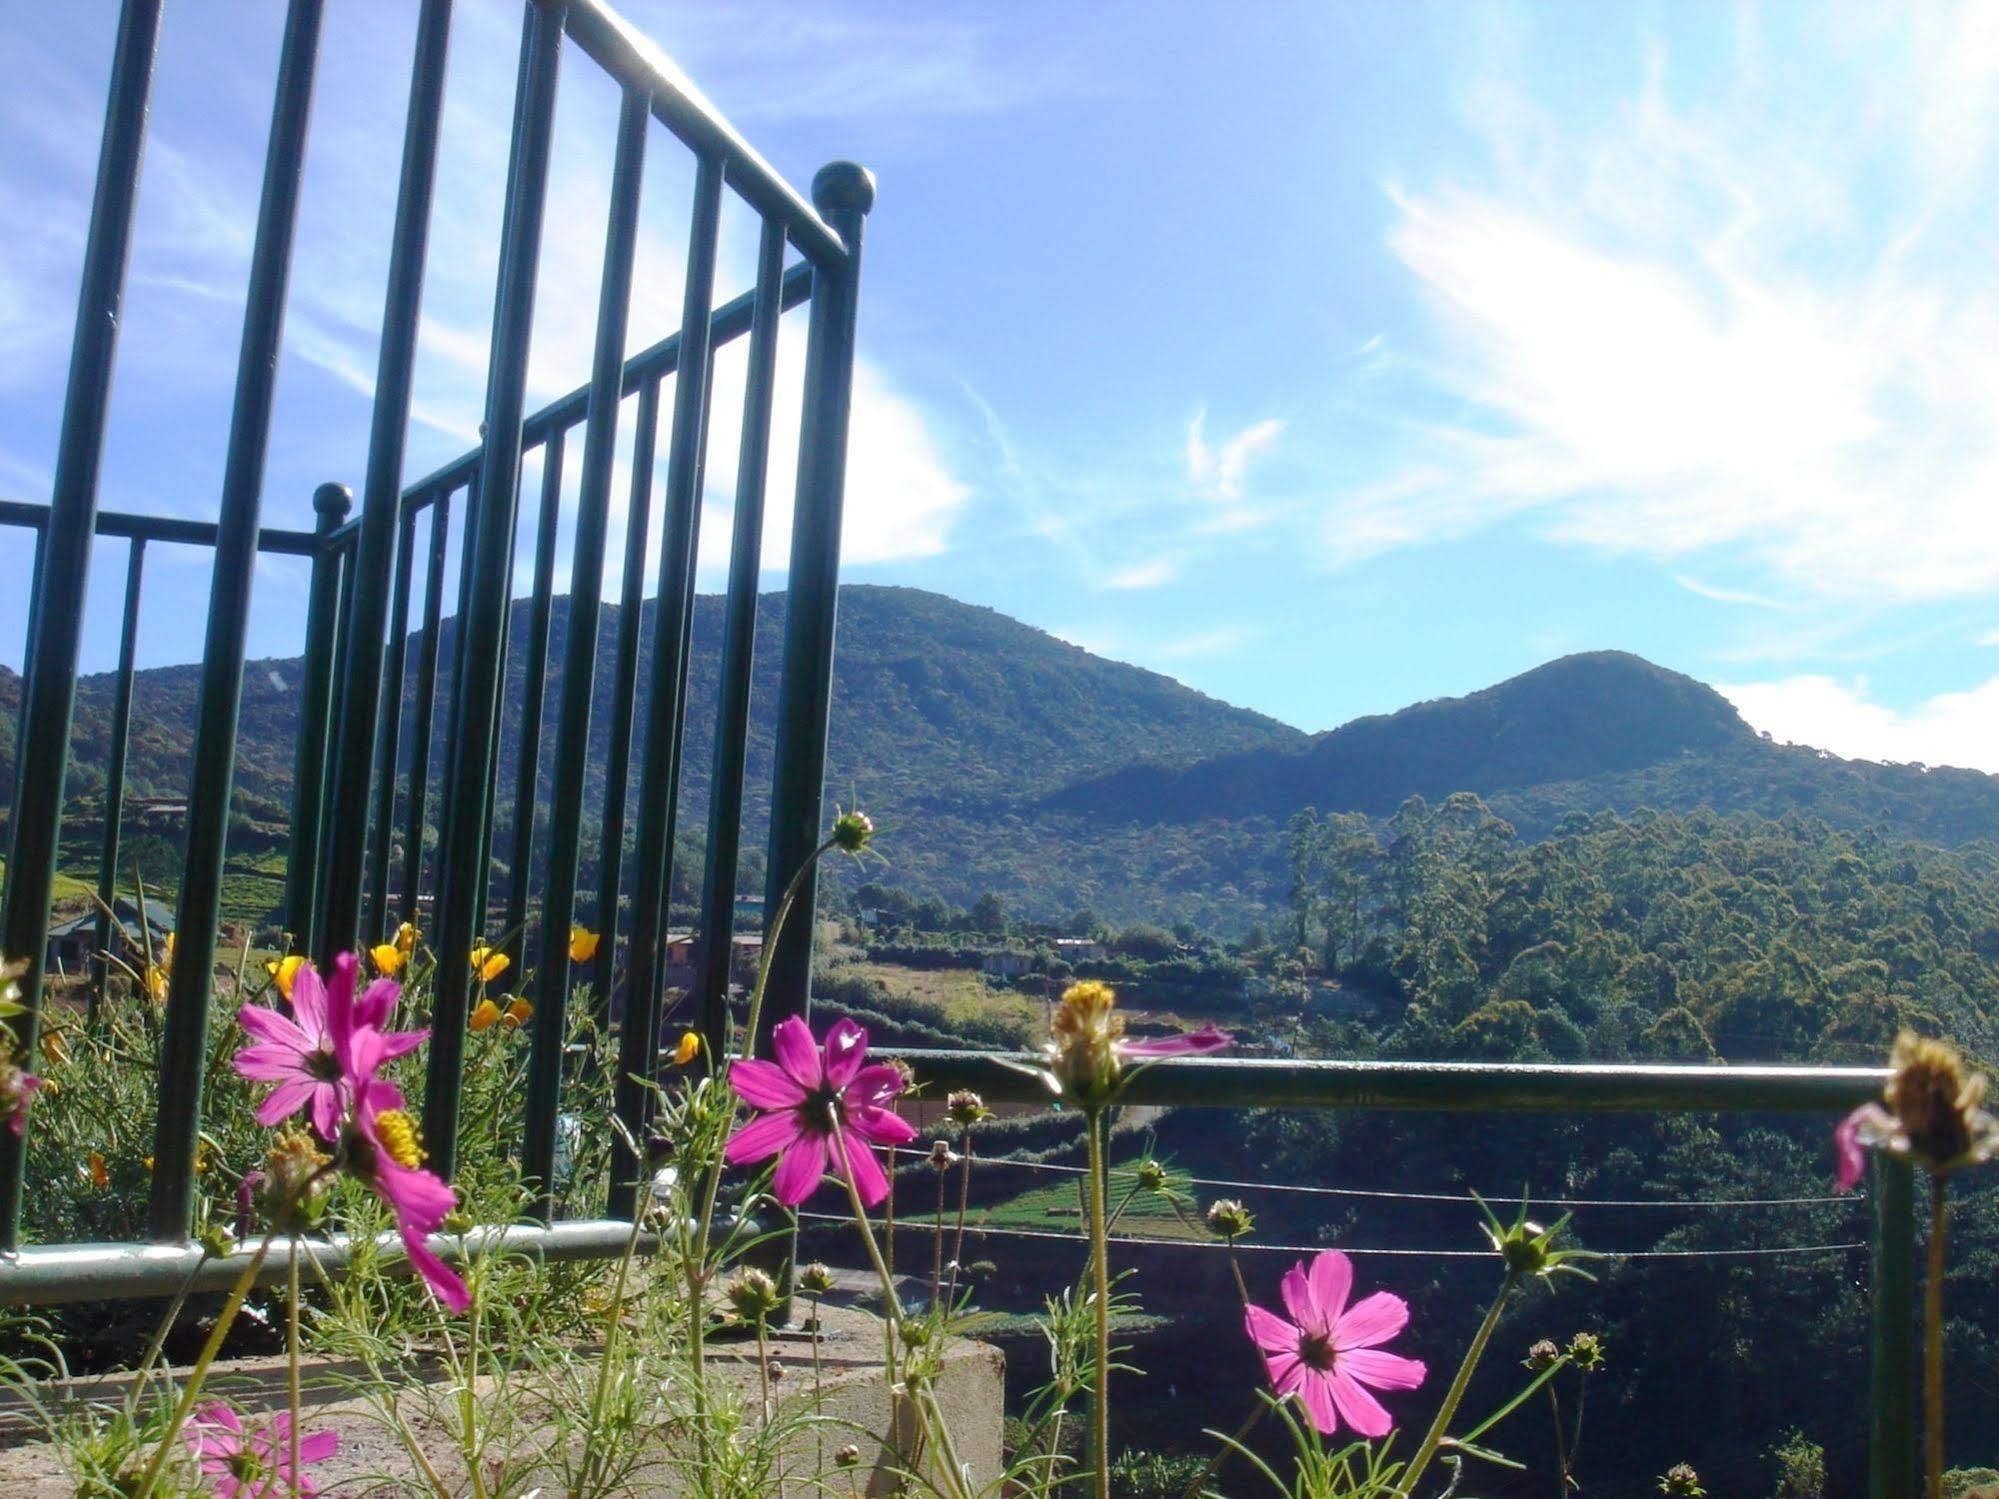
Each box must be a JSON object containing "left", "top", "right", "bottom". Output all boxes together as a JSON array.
[
  {"left": 1720, "top": 673, "right": 1999, "bottom": 774},
  {"left": 1979, "top": 628, "right": 1999, "bottom": 647},
  {"left": 1344, "top": 7, "right": 1999, "bottom": 605},
  {"left": 1185, "top": 409, "right": 1284, "bottom": 506},
  {"left": 1670, "top": 574, "right": 1800, "bottom": 612},
  {"left": 1101, "top": 556, "right": 1177, "bottom": 591}
]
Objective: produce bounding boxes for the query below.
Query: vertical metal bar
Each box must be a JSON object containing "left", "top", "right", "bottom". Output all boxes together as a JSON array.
[
  {"left": 0, "top": 0, "right": 162, "bottom": 1250},
  {"left": 530, "top": 86, "right": 646, "bottom": 1090},
  {"left": 758, "top": 163, "right": 874, "bottom": 1043},
  {"left": 502, "top": 425, "right": 567, "bottom": 975},
  {"left": 364, "top": 505, "right": 419, "bottom": 938},
  {"left": 89, "top": 538, "right": 147, "bottom": 1023},
  {"left": 318, "top": 533, "right": 357, "bottom": 916},
  {"left": 692, "top": 219, "right": 785, "bottom": 1060},
  {"left": 150, "top": 0, "right": 327, "bottom": 1244},
  {"left": 282, "top": 483, "right": 354, "bottom": 945},
  {"left": 401, "top": 491, "right": 452, "bottom": 923},
  {"left": 606, "top": 154, "right": 723, "bottom": 1216},
  {"left": 317, "top": 0, "right": 454, "bottom": 962},
  {"left": 422, "top": 0, "right": 564, "bottom": 1178},
  {"left": 11, "top": 521, "right": 49, "bottom": 813},
  {"left": 1871, "top": 1155, "right": 1917, "bottom": 1499},
  {"left": 589, "top": 377, "right": 661, "bottom": 1012}
]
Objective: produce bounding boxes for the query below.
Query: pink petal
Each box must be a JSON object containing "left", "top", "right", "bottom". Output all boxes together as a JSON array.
[
  {"left": 1295, "top": 1368, "right": 1340, "bottom": 1434},
  {"left": 1835, "top": 1105, "right": 1870, "bottom": 1193},
  {"left": 402, "top": 1229, "right": 470, "bottom": 1313},
  {"left": 830, "top": 1127, "right": 891, "bottom": 1207},
  {"left": 771, "top": 1017, "right": 824, "bottom": 1092},
  {"left": 255, "top": 1079, "right": 321, "bottom": 1127},
  {"left": 1244, "top": 1302, "right": 1300, "bottom": 1354},
  {"left": 295, "top": 1429, "right": 340, "bottom": 1463},
  {"left": 237, "top": 1005, "right": 312, "bottom": 1053},
  {"left": 309, "top": 1085, "right": 343, "bottom": 1143},
  {"left": 1327, "top": 1368, "right": 1394, "bottom": 1438},
  {"left": 1263, "top": 1348, "right": 1305, "bottom": 1396},
  {"left": 726, "top": 1110, "right": 806, "bottom": 1166},
  {"left": 1280, "top": 1262, "right": 1327, "bottom": 1336},
  {"left": 291, "top": 961, "right": 329, "bottom": 1035},
  {"left": 1121, "top": 1024, "right": 1231, "bottom": 1058},
  {"left": 845, "top": 1063, "right": 904, "bottom": 1109},
  {"left": 1334, "top": 1290, "right": 1410, "bottom": 1350},
  {"left": 373, "top": 1154, "right": 454, "bottom": 1237},
  {"left": 373, "top": 1027, "right": 428, "bottom": 1062},
  {"left": 771, "top": 1132, "right": 829, "bottom": 1205},
  {"left": 199, "top": 1403, "right": 245, "bottom": 1436},
  {"left": 1343, "top": 1348, "right": 1426, "bottom": 1392},
  {"left": 729, "top": 1058, "right": 807, "bottom": 1110},
  {"left": 1308, "top": 1250, "right": 1354, "bottom": 1324},
  {"left": 355, "top": 976, "right": 401, "bottom": 1031},
  {"left": 847, "top": 1103, "right": 918, "bottom": 1147},
  {"left": 233, "top": 1043, "right": 311, "bottom": 1082},
  {"left": 823, "top": 1017, "right": 869, "bottom": 1087}
]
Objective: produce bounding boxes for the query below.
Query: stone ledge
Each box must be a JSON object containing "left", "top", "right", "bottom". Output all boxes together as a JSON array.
[{"left": 0, "top": 1303, "right": 1003, "bottom": 1495}]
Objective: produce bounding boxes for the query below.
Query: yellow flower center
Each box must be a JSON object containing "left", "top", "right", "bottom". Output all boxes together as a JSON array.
[{"left": 374, "top": 1108, "right": 426, "bottom": 1170}]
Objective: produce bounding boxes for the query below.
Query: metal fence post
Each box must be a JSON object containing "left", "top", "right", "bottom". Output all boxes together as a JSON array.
[
  {"left": 317, "top": 0, "right": 453, "bottom": 963},
  {"left": 284, "top": 483, "right": 353, "bottom": 946},
  {"left": 0, "top": 0, "right": 162, "bottom": 1251},
  {"left": 149, "top": 0, "right": 327, "bottom": 1244},
  {"left": 400, "top": 489, "right": 453, "bottom": 924},
  {"left": 90, "top": 538, "right": 148, "bottom": 1023},
  {"left": 503, "top": 425, "right": 567, "bottom": 980},
  {"left": 759, "top": 163, "right": 874, "bottom": 1038},
  {"left": 363, "top": 507, "right": 419, "bottom": 938},
  {"left": 1871, "top": 1154, "right": 1917, "bottom": 1499},
  {"left": 422, "top": 0, "right": 564, "bottom": 1179}
]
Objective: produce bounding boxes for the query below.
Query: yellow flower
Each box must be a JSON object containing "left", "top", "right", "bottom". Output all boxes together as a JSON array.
[
  {"left": 40, "top": 1028, "right": 67, "bottom": 1066},
  {"left": 671, "top": 1030, "right": 702, "bottom": 1066},
  {"left": 396, "top": 922, "right": 420, "bottom": 958},
  {"left": 469, "top": 999, "right": 502, "bottom": 1032},
  {"left": 503, "top": 998, "right": 532, "bottom": 1029},
  {"left": 265, "top": 954, "right": 306, "bottom": 1000},
  {"left": 371, "top": 942, "right": 404, "bottom": 977},
  {"left": 471, "top": 946, "right": 509, "bottom": 983},
  {"left": 89, "top": 1151, "right": 108, "bottom": 1189},
  {"left": 144, "top": 933, "right": 175, "bottom": 1005},
  {"left": 569, "top": 926, "right": 600, "bottom": 964}
]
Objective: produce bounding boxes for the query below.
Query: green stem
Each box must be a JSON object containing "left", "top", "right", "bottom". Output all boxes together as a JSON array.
[
  {"left": 1400, "top": 1274, "right": 1518, "bottom": 1499},
  {"left": 683, "top": 836, "right": 835, "bottom": 1493},
  {"left": 809, "top": 1291, "right": 826, "bottom": 1482},
  {"left": 1926, "top": 1177, "right": 1947, "bottom": 1499},
  {"left": 1546, "top": 1384, "right": 1567, "bottom": 1499},
  {"left": 933, "top": 1157, "right": 948, "bottom": 1307},
  {"left": 576, "top": 1202, "right": 651, "bottom": 1499},
  {"left": 945, "top": 1130, "right": 974, "bottom": 1310},
  {"left": 1179, "top": 1399, "right": 1268, "bottom": 1499},
  {"left": 1086, "top": 1108, "right": 1112, "bottom": 1499},
  {"left": 287, "top": 1237, "right": 301, "bottom": 1499}
]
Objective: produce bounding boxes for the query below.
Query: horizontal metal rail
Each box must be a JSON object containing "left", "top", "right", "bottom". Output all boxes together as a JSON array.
[
  {"left": 0, "top": 498, "right": 324, "bottom": 557},
  {"left": 387, "top": 257, "right": 815, "bottom": 514},
  {"left": 560, "top": 0, "right": 848, "bottom": 268},
  {"left": 883, "top": 1049, "right": 1892, "bottom": 1114},
  {"left": 0, "top": 1219, "right": 653, "bottom": 1305}
]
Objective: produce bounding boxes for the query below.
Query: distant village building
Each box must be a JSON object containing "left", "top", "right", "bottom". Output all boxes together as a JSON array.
[
  {"left": 663, "top": 931, "right": 764, "bottom": 992},
  {"left": 981, "top": 949, "right": 1033, "bottom": 979},
  {"left": 43, "top": 895, "right": 173, "bottom": 978},
  {"left": 1052, "top": 937, "right": 1108, "bottom": 963}
]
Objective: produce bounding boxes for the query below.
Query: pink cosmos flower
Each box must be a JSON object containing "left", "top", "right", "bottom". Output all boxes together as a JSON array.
[
  {"left": 1, "top": 1064, "right": 40, "bottom": 1137},
  {"left": 725, "top": 1016, "right": 918, "bottom": 1207},
  {"left": 235, "top": 953, "right": 423, "bottom": 1139},
  {"left": 343, "top": 1091, "right": 469, "bottom": 1313},
  {"left": 1123, "top": 1024, "right": 1232, "bottom": 1061},
  {"left": 185, "top": 1402, "right": 338, "bottom": 1497},
  {"left": 1243, "top": 1249, "right": 1426, "bottom": 1438}
]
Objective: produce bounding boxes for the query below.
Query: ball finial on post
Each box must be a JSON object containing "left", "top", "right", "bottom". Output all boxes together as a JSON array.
[
  {"left": 312, "top": 481, "right": 354, "bottom": 527},
  {"left": 811, "top": 161, "right": 877, "bottom": 220}
]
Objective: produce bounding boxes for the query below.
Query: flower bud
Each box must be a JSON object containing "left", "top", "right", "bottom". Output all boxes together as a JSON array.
[
  {"left": 946, "top": 1090, "right": 991, "bottom": 1127},
  {"left": 1477, "top": 1195, "right": 1598, "bottom": 1285},
  {"left": 798, "top": 1262, "right": 836, "bottom": 1297},
  {"left": 196, "top": 1223, "right": 238, "bottom": 1259},
  {"left": 725, "top": 1267, "right": 781, "bottom": 1325},
  {"left": 835, "top": 1445, "right": 862, "bottom": 1469},
  {"left": 1658, "top": 1464, "right": 1704, "bottom": 1497},
  {"left": 1205, "top": 1198, "right": 1254, "bottom": 1240},
  {"left": 1524, "top": 1339, "right": 1561, "bottom": 1371},
  {"left": 766, "top": 1356, "right": 786, "bottom": 1383},
  {"left": 646, "top": 1132, "right": 676, "bottom": 1166},
  {"left": 263, "top": 1126, "right": 331, "bottom": 1207},
  {"left": 1134, "top": 1158, "right": 1168, "bottom": 1193},
  {"left": 928, "top": 1140, "right": 960, "bottom": 1171},
  {"left": 831, "top": 810, "right": 875, "bottom": 854},
  {"left": 1567, "top": 1331, "right": 1605, "bottom": 1371}
]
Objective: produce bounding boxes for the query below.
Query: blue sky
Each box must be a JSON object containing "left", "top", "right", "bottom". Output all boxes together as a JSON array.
[{"left": 6, "top": 2, "right": 1999, "bottom": 771}]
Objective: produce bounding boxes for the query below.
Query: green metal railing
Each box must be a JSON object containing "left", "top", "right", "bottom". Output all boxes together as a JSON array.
[{"left": 0, "top": 5, "right": 1919, "bottom": 1495}]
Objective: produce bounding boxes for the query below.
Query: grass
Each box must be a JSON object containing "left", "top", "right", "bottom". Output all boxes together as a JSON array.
[
  {"left": 971, "top": 1163, "right": 1213, "bottom": 1243},
  {"left": 850, "top": 960, "right": 1043, "bottom": 1040}
]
